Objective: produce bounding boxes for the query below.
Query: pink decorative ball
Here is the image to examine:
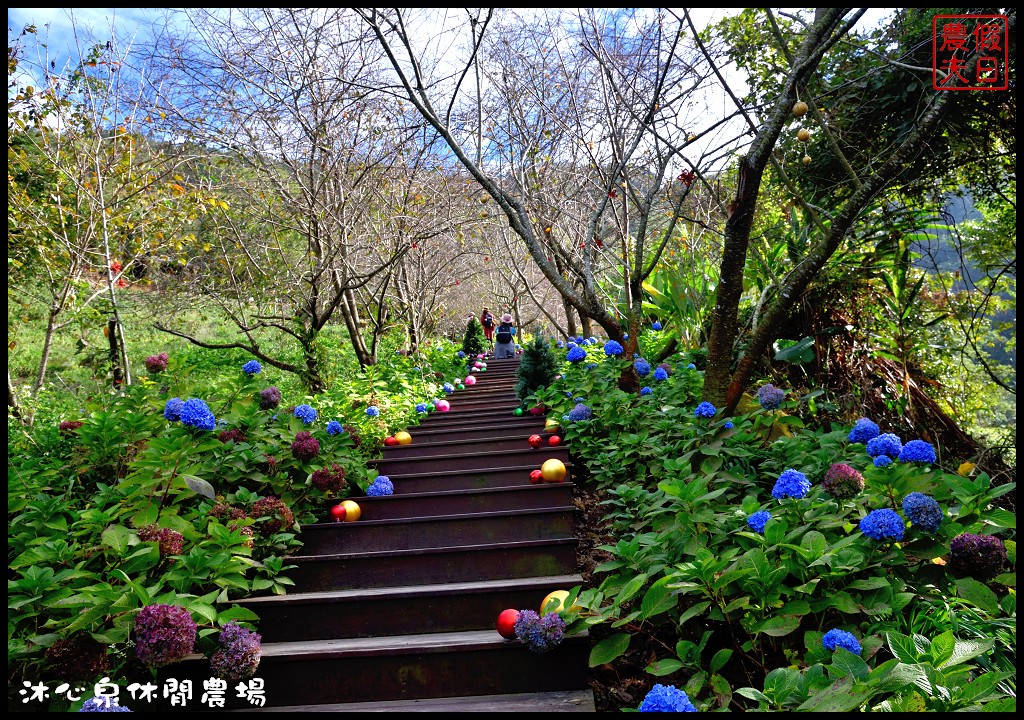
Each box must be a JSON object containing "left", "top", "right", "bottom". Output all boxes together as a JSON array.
[
  {"left": 465, "top": 375, "right": 477, "bottom": 385},
  {"left": 435, "top": 399, "right": 451, "bottom": 412}
]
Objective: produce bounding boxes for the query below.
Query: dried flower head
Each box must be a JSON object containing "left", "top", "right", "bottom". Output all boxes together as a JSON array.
[{"left": 133, "top": 604, "right": 197, "bottom": 668}]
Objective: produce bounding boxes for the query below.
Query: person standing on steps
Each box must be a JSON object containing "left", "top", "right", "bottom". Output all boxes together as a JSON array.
[
  {"left": 480, "top": 307, "right": 495, "bottom": 346},
  {"left": 493, "top": 313, "right": 517, "bottom": 359}
]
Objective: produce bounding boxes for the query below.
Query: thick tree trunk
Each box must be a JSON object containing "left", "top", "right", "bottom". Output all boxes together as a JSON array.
[{"left": 340, "top": 289, "right": 374, "bottom": 368}]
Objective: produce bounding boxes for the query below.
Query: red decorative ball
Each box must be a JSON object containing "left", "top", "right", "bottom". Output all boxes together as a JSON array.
[
  {"left": 529, "top": 469, "right": 544, "bottom": 484},
  {"left": 528, "top": 434, "right": 544, "bottom": 449},
  {"left": 329, "top": 504, "right": 347, "bottom": 522},
  {"left": 496, "top": 608, "right": 520, "bottom": 639},
  {"left": 384, "top": 436, "right": 399, "bottom": 446},
  {"left": 548, "top": 435, "right": 562, "bottom": 447}
]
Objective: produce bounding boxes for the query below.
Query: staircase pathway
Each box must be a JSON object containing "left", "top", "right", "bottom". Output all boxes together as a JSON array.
[{"left": 164, "top": 356, "right": 595, "bottom": 712}]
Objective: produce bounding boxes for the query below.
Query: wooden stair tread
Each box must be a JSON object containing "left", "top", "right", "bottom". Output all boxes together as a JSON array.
[
  {"left": 291, "top": 536, "right": 576, "bottom": 562},
  {"left": 243, "top": 689, "right": 596, "bottom": 713},
  {"left": 234, "top": 574, "right": 584, "bottom": 606}
]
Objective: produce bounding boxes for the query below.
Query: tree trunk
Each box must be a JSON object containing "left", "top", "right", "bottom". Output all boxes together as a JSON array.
[
  {"left": 340, "top": 289, "right": 374, "bottom": 368},
  {"left": 299, "top": 328, "right": 328, "bottom": 395},
  {"left": 33, "top": 306, "right": 60, "bottom": 394},
  {"left": 580, "top": 313, "right": 593, "bottom": 338},
  {"left": 9, "top": 371, "right": 28, "bottom": 424},
  {"left": 107, "top": 318, "right": 125, "bottom": 386}
]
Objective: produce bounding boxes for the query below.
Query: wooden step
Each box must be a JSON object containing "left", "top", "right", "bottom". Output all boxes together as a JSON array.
[
  {"left": 381, "top": 434, "right": 555, "bottom": 457},
  {"left": 319, "top": 484, "right": 575, "bottom": 521},
  {"left": 299, "top": 507, "right": 576, "bottom": 555},
  {"left": 410, "top": 416, "right": 544, "bottom": 434},
  {"left": 373, "top": 446, "right": 569, "bottom": 476},
  {"left": 289, "top": 537, "right": 579, "bottom": 592},
  {"left": 245, "top": 689, "right": 597, "bottom": 713},
  {"left": 235, "top": 575, "right": 584, "bottom": 642},
  {"left": 362, "top": 464, "right": 572, "bottom": 493}
]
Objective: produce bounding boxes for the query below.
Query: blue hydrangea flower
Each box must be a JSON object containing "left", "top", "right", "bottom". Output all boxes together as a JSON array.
[
  {"left": 651, "top": 322, "right": 663, "bottom": 331},
  {"left": 416, "top": 403, "right": 429, "bottom": 413},
  {"left": 556, "top": 341, "right": 564, "bottom": 349},
  {"left": 326, "top": 420, "right": 343, "bottom": 436},
  {"left": 568, "top": 403, "right": 593, "bottom": 421},
  {"left": 566, "top": 342, "right": 577, "bottom": 349},
  {"left": 180, "top": 398, "right": 216, "bottom": 431},
  {"left": 366, "top": 476, "right": 394, "bottom": 496},
  {"left": 640, "top": 386, "right": 652, "bottom": 396},
  {"left": 566, "top": 346, "right": 587, "bottom": 363},
  {"left": 457, "top": 350, "right": 466, "bottom": 358},
  {"left": 365, "top": 406, "right": 380, "bottom": 418},
  {"left": 694, "top": 401, "right": 716, "bottom": 418},
  {"left": 293, "top": 404, "right": 317, "bottom": 425},
  {"left": 634, "top": 358, "right": 651, "bottom": 376},
  {"left": 639, "top": 684, "right": 697, "bottom": 712},
  {"left": 79, "top": 696, "right": 132, "bottom": 712},
  {"left": 623, "top": 333, "right": 629, "bottom": 340},
  {"left": 756, "top": 383, "right": 785, "bottom": 410},
  {"left": 848, "top": 417, "right": 881, "bottom": 444},
  {"left": 163, "top": 397, "right": 184, "bottom": 422},
  {"left": 412, "top": 366, "right": 420, "bottom": 372},
  {"left": 574, "top": 396, "right": 586, "bottom": 404},
  {"left": 242, "top": 360, "right": 262, "bottom": 375},
  {"left": 902, "top": 492, "right": 943, "bottom": 532},
  {"left": 585, "top": 363, "right": 597, "bottom": 370},
  {"left": 686, "top": 363, "right": 697, "bottom": 370},
  {"left": 653, "top": 367, "right": 668, "bottom": 381},
  {"left": 724, "top": 421, "right": 734, "bottom": 429},
  {"left": 860, "top": 508, "right": 905, "bottom": 541},
  {"left": 822, "top": 629, "right": 862, "bottom": 655},
  {"left": 746, "top": 510, "right": 771, "bottom": 533},
  {"left": 514, "top": 609, "right": 566, "bottom": 654},
  {"left": 603, "top": 340, "right": 624, "bottom": 356},
  {"left": 898, "top": 439, "right": 937, "bottom": 464},
  {"left": 866, "top": 433, "right": 902, "bottom": 459},
  {"left": 443, "top": 382, "right": 455, "bottom": 394},
  {"left": 873, "top": 455, "right": 892, "bottom": 468},
  {"left": 772, "top": 469, "right": 810, "bottom": 499},
  {"left": 576, "top": 336, "right": 584, "bottom": 343}
]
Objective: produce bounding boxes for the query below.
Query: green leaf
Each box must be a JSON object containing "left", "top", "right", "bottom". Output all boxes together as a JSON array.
[
  {"left": 830, "top": 591, "right": 861, "bottom": 614},
  {"left": 774, "top": 336, "right": 815, "bottom": 364},
  {"left": 216, "top": 605, "right": 261, "bottom": 624},
  {"left": 943, "top": 637, "right": 994, "bottom": 669},
  {"left": 759, "top": 614, "right": 801, "bottom": 637},
  {"left": 679, "top": 601, "right": 711, "bottom": 625},
  {"left": 101, "top": 525, "right": 131, "bottom": 555},
  {"left": 956, "top": 577, "right": 999, "bottom": 614},
  {"left": 709, "top": 648, "right": 733, "bottom": 674},
  {"left": 829, "top": 649, "right": 870, "bottom": 680},
  {"left": 796, "top": 675, "right": 873, "bottom": 711},
  {"left": 182, "top": 474, "right": 216, "bottom": 500},
  {"left": 589, "top": 633, "right": 630, "bottom": 667},
  {"left": 887, "top": 631, "right": 922, "bottom": 664},
  {"left": 983, "top": 508, "right": 1016, "bottom": 529},
  {"left": 645, "top": 658, "right": 684, "bottom": 676},
  {"left": 640, "top": 576, "right": 679, "bottom": 619},
  {"left": 762, "top": 667, "right": 801, "bottom": 705}
]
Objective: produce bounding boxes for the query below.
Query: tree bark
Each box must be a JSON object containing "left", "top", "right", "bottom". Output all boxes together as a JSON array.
[{"left": 33, "top": 306, "right": 59, "bottom": 394}]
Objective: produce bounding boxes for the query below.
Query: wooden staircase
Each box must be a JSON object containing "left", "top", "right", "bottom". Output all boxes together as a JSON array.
[{"left": 164, "top": 356, "right": 595, "bottom": 712}]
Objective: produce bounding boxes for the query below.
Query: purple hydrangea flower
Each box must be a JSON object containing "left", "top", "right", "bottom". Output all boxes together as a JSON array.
[
  {"left": 848, "top": 417, "right": 881, "bottom": 444},
  {"left": 293, "top": 404, "right": 317, "bottom": 425},
  {"left": 694, "top": 402, "right": 716, "bottom": 419},
  {"left": 639, "top": 684, "right": 697, "bottom": 712},
  {"left": 242, "top": 360, "right": 262, "bottom": 375},
  {"left": 866, "top": 433, "right": 902, "bottom": 459},
  {"left": 258, "top": 386, "right": 282, "bottom": 410},
  {"left": 291, "top": 431, "right": 320, "bottom": 461},
  {"left": 180, "top": 398, "right": 216, "bottom": 431},
  {"left": 949, "top": 533, "right": 1007, "bottom": 579},
  {"left": 133, "top": 604, "right": 197, "bottom": 668},
  {"left": 822, "top": 629, "right": 861, "bottom": 655},
  {"left": 79, "top": 697, "right": 132, "bottom": 712},
  {"left": 163, "top": 397, "right": 184, "bottom": 422},
  {"left": 772, "top": 469, "right": 810, "bottom": 499},
  {"left": 366, "top": 476, "right": 395, "bottom": 496},
  {"left": 902, "top": 492, "right": 943, "bottom": 532},
  {"left": 144, "top": 352, "right": 169, "bottom": 374},
  {"left": 311, "top": 464, "right": 347, "bottom": 493},
  {"left": 746, "top": 510, "right": 771, "bottom": 533},
  {"left": 566, "top": 346, "right": 587, "bottom": 363},
  {"left": 210, "top": 622, "right": 261, "bottom": 681},
  {"left": 603, "top": 340, "right": 624, "bottom": 356},
  {"left": 513, "top": 610, "right": 566, "bottom": 654},
  {"left": 898, "top": 439, "right": 937, "bottom": 464},
  {"left": 653, "top": 367, "right": 668, "bottom": 381},
  {"left": 859, "top": 508, "right": 905, "bottom": 541},
  {"left": 568, "top": 403, "right": 593, "bottom": 421},
  {"left": 326, "top": 420, "right": 344, "bottom": 436},
  {"left": 756, "top": 383, "right": 785, "bottom": 410},
  {"left": 821, "top": 463, "right": 865, "bottom": 499}
]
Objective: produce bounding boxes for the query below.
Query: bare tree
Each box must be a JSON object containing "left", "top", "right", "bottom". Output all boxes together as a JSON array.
[{"left": 357, "top": 8, "right": 720, "bottom": 386}]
